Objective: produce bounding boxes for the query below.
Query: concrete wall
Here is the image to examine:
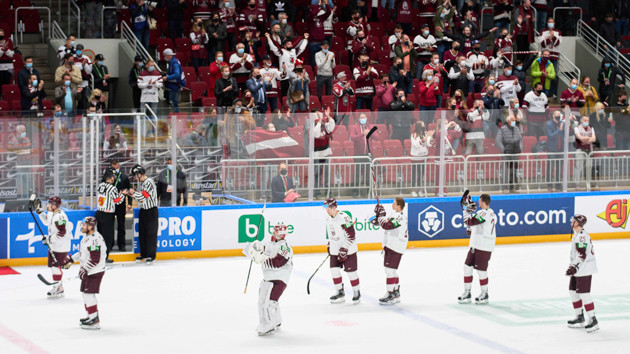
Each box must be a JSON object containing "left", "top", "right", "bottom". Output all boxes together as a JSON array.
[{"left": 575, "top": 39, "right": 603, "bottom": 84}]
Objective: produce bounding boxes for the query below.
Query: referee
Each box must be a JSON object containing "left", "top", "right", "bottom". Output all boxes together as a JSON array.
[
  {"left": 128, "top": 164, "right": 158, "bottom": 264},
  {"left": 96, "top": 169, "right": 126, "bottom": 263}
]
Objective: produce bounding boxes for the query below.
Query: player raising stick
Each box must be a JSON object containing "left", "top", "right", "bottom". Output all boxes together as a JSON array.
[
  {"left": 325, "top": 198, "right": 361, "bottom": 304},
  {"left": 36, "top": 196, "right": 70, "bottom": 299},
  {"left": 566, "top": 215, "right": 599, "bottom": 332},
  {"left": 246, "top": 224, "right": 293, "bottom": 336},
  {"left": 61, "top": 216, "right": 107, "bottom": 330},
  {"left": 458, "top": 194, "right": 497, "bottom": 305},
  {"left": 374, "top": 197, "right": 408, "bottom": 305}
]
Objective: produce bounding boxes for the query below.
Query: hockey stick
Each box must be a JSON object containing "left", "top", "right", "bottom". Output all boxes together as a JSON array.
[
  {"left": 365, "top": 126, "right": 379, "bottom": 204},
  {"left": 27, "top": 195, "right": 64, "bottom": 274},
  {"left": 37, "top": 267, "right": 110, "bottom": 286},
  {"left": 307, "top": 254, "right": 330, "bottom": 295},
  {"left": 244, "top": 202, "right": 266, "bottom": 294}
]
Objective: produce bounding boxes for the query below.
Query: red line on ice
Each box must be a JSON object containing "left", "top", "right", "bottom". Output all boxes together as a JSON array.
[{"left": 0, "top": 323, "right": 49, "bottom": 354}]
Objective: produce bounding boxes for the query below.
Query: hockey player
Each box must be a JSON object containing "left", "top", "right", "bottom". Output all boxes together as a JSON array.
[
  {"left": 36, "top": 196, "right": 70, "bottom": 298},
  {"left": 374, "top": 197, "right": 408, "bottom": 305},
  {"left": 61, "top": 216, "right": 107, "bottom": 330},
  {"left": 246, "top": 224, "right": 293, "bottom": 336},
  {"left": 566, "top": 215, "right": 599, "bottom": 332},
  {"left": 458, "top": 193, "right": 496, "bottom": 305},
  {"left": 324, "top": 198, "right": 360, "bottom": 304}
]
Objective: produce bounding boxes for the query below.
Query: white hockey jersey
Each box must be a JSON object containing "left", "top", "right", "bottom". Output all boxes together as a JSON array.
[
  {"left": 267, "top": 38, "right": 308, "bottom": 80},
  {"left": 464, "top": 207, "right": 497, "bottom": 252},
  {"left": 378, "top": 210, "right": 408, "bottom": 254},
  {"left": 260, "top": 239, "right": 293, "bottom": 284},
  {"left": 71, "top": 231, "right": 106, "bottom": 275},
  {"left": 570, "top": 229, "right": 598, "bottom": 277},
  {"left": 38, "top": 210, "right": 71, "bottom": 253},
  {"left": 326, "top": 210, "right": 357, "bottom": 256}
]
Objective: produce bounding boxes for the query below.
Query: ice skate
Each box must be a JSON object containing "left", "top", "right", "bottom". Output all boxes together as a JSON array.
[
  {"left": 135, "top": 256, "right": 144, "bottom": 263},
  {"left": 474, "top": 292, "right": 489, "bottom": 305},
  {"left": 79, "top": 316, "right": 90, "bottom": 324},
  {"left": 393, "top": 287, "right": 401, "bottom": 304},
  {"left": 330, "top": 285, "right": 345, "bottom": 304},
  {"left": 146, "top": 258, "right": 154, "bottom": 265},
  {"left": 567, "top": 311, "right": 585, "bottom": 328},
  {"left": 457, "top": 290, "right": 471, "bottom": 304},
  {"left": 80, "top": 316, "right": 100, "bottom": 330},
  {"left": 47, "top": 284, "right": 64, "bottom": 299},
  {"left": 379, "top": 292, "right": 396, "bottom": 306},
  {"left": 256, "top": 323, "right": 276, "bottom": 336},
  {"left": 352, "top": 291, "right": 361, "bottom": 304},
  {"left": 585, "top": 317, "right": 599, "bottom": 333}
]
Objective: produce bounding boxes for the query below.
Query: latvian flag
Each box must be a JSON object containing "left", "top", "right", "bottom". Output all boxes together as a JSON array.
[{"left": 241, "top": 129, "right": 303, "bottom": 158}]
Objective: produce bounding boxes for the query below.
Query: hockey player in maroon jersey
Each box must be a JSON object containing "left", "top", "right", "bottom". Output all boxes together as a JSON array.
[
  {"left": 324, "top": 198, "right": 360, "bottom": 304},
  {"left": 566, "top": 215, "right": 599, "bottom": 332},
  {"left": 246, "top": 223, "right": 293, "bottom": 336}
]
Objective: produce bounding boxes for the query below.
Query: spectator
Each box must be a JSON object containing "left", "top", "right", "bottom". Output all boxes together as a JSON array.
[
  {"left": 287, "top": 60, "right": 310, "bottom": 113},
  {"left": 496, "top": 114, "right": 522, "bottom": 192},
  {"left": 183, "top": 125, "right": 209, "bottom": 147},
  {"left": 20, "top": 74, "right": 46, "bottom": 112},
  {"left": 546, "top": 110, "right": 566, "bottom": 191},
  {"left": 418, "top": 69, "right": 439, "bottom": 125},
  {"left": 54, "top": 73, "right": 83, "bottom": 116},
  {"left": 242, "top": 30, "right": 263, "bottom": 65},
  {"left": 539, "top": 17, "right": 561, "bottom": 98},
  {"left": 238, "top": 0, "right": 264, "bottom": 36},
  {"left": 349, "top": 112, "right": 377, "bottom": 196},
  {"left": 138, "top": 59, "right": 163, "bottom": 116},
  {"left": 513, "top": 2, "right": 535, "bottom": 62},
  {"left": 93, "top": 54, "right": 111, "bottom": 106},
  {"left": 388, "top": 24, "right": 404, "bottom": 59},
  {"left": 72, "top": 44, "right": 93, "bottom": 104},
  {"left": 482, "top": 85, "right": 504, "bottom": 138},
  {"left": 266, "top": 32, "right": 309, "bottom": 98},
  {"left": 560, "top": 78, "right": 585, "bottom": 109},
  {"left": 206, "top": 12, "right": 227, "bottom": 58},
  {"left": 202, "top": 107, "right": 220, "bottom": 146},
  {"left": 310, "top": 107, "right": 335, "bottom": 197},
  {"left": 458, "top": 7, "right": 480, "bottom": 35},
  {"left": 306, "top": 0, "right": 331, "bottom": 66},
  {"left": 413, "top": 23, "right": 437, "bottom": 66},
  {"left": 466, "top": 40, "right": 490, "bottom": 93},
  {"left": 208, "top": 51, "right": 228, "bottom": 99},
  {"left": 219, "top": 0, "right": 237, "bottom": 50},
  {"left": 229, "top": 42, "right": 255, "bottom": 93},
  {"left": 598, "top": 13, "right": 621, "bottom": 50},
  {"left": 272, "top": 107, "right": 295, "bottom": 133},
  {"left": 396, "top": 0, "right": 416, "bottom": 35},
  {"left": 353, "top": 53, "right": 378, "bottom": 110},
  {"left": 533, "top": 0, "right": 548, "bottom": 32},
  {"left": 162, "top": 48, "right": 184, "bottom": 113},
  {"left": 103, "top": 1, "right": 122, "bottom": 38},
  {"left": 578, "top": 76, "right": 599, "bottom": 117},
  {"left": 410, "top": 122, "right": 432, "bottom": 197},
  {"left": 434, "top": 119, "right": 463, "bottom": 154},
  {"left": 129, "top": 0, "right": 153, "bottom": 50},
  {"left": 88, "top": 88, "right": 108, "bottom": 113},
  {"left": 376, "top": 73, "right": 397, "bottom": 113},
  {"left": 503, "top": 97, "right": 527, "bottom": 133},
  {"left": 597, "top": 57, "right": 626, "bottom": 104},
  {"left": 268, "top": 23, "right": 285, "bottom": 45},
  {"left": 167, "top": 0, "right": 187, "bottom": 40},
  {"left": 433, "top": 0, "right": 456, "bottom": 60},
  {"left": 55, "top": 53, "right": 82, "bottom": 90},
  {"left": 496, "top": 65, "right": 521, "bottom": 106},
  {"left": 346, "top": 9, "right": 367, "bottom": 55},
  {"left": 590, "top": 102, "right": 612, "bottom": 150},
  {"left": 513, "top": 59, "right": 529, "bottom": 103},
  {"left": 530, "top": 50, "right": 556, "bottom": 96},
  {"left": 613, "top": 1, "right": 628, "bottom": 37},
  {"left": 214, "top": 66, "right": 239, "bottom": 107},
  {"left": 242, "top": 89, "right": 256, "bottom": 111},
  {"left": 332, "top": 72, "right": 354, "bottom": 121},
  {"left": 464, "top": 99, "right": 489, "bottom": 155},
  {"left": 0, "top": 28, "right": 14, "bottom": 93},
  {"left": 423, "top": 53, "right": 448, "bottom": 108},
  {"left": 17, "top": 56, "right": 40, "bottom": 94},
  {"left": 277, "top": 12, "right": 294, "bottom": 40},
  {"left": 523, "top": 82, "right": 549, "bottom": 138},
  {"left": 56, "top": 35, "right": 76, "bottom": 66},
  {"left": 190, "top": 19, "right": 209, "bottom": 72},
  {"left": 494, "top": 28, "right": 513, "bottom": 64},
  {"left": 104, "top": 125, "right": 129, "bottom": 151},
  {"left": 322, "top": 4, "right": 334, "bottom": 44},
  {"left": 246, "top": 67, "right": 269, "bottom": 120},
  {"left": 492, "top": 0, "right": 513, "bottom": 38},
  {"left": 394, "top": 34, "right": 418, "bottom": 80},
  {"left": 389, "top": 57, "right": 412, "bottom": 95},
  {"left": 129, "top": 55, "right": 144, "bottom": 110},
  {"left": 351, "top": 29, "right": 377, "bottom": 68},
  {"left": 448, "top": 55, "right": 474, "bottom": 97},
  {"left": 315, "top": 41, "right": 335, "bottom": 100},
  {"left": 575, "top": 115, "right": 596, "bottom": 187},
  {"left": 443, "top": 26, "right": 497, "bottom": 56},
  {"left": 613, "top": 92, "right": 630, "bottom": 150},
  {"left": 8, "top": 124, "right": 32, "bottom": 197},
  {"left": 452, "top": 89, "right": 468, "bottom": 110},
  {"left": 271, "top": 162, "right": 296, "bottom": 203},
  {"left": 389, "top": 89, "right": 415, "bottom": 142},
  {"left": 260, "top": 54, "right": 283, "bottom": 113},
  {"left": 156, "top": 158, "right": 187, "bottom": 206}
]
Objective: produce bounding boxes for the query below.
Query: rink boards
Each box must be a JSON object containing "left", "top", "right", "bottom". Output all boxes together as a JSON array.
[{"left": 1, "top": 191, "right": 630, "bottom": 265}]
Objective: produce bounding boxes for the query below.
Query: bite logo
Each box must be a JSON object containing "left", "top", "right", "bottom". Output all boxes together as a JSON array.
[
  {"left": 417, "top": 206, "right": 444, "bottom": 238},
  {"left": 597, "top": 199, "right": 629, "bottom": 229},
  {"left": 238, "top": 214, "right": 265, "bottom": 243}
]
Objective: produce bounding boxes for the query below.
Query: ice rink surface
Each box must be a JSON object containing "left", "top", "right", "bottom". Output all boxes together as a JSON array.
[{"left": 1, "top": 240, "right": 629, "bottom": 354}]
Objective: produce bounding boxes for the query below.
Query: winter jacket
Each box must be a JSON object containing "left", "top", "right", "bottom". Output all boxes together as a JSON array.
[{"left": 496, "top": 124, "right": 522, "bottom": 154}]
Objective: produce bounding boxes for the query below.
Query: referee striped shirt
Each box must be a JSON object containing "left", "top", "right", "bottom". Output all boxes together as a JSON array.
[
  {"left": 97, "top": 182, "right": 125, "bottom": 213},
  {"left": 133, "top": 177, "right": 158, "bottom": 209}
]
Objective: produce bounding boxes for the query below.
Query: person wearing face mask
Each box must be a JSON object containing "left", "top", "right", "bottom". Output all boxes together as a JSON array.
[
  {"left": 287, "top": 60, "right": 310, "bottom": 113},
  {"left": 208, "top": 51, "right": 229, "bottom": 97},
  {"left": 350, "top": 113, "right": 378, "bottom": 196},
  {"left": 88, "top": 88, "right": 108, "bottom": 114},
  {"left": 410, "top": 122, "right": 432, "bottom": 197},
  {"left": 418, "top": 69, "right": 439, "bottom": 125},
  {"left": 522, "top": 82, "right": 548, "bottom": 139},
  {"left": 513, "top": 2, "right": 535, "bottom": 62},
  {"left": 539, "top": 17, "right": 562, "bottom": 98},
  {"left": 464, "top": 99, "right": 489, "bottom": 155},
  {"left": 314, "top": 41, "right": 335, "bottom": 100},
  {"left": 228, "top": 43, "right": 254, "bottom": 93},
  {"left": 589, "top": 102, "right": 612, "bottom": 150},
  {"left": 219, "top": 0, "right": 237, "bottom": 50},
  {"left": 388, "top": 24, "right": 404, "bottom": 59},
  {"left": 389, "top": 57, "right": 412, "bottom": 95},
  {"left": 92, "top": 54, "right": 112, "bottom": 107},
  {"left": 0, "top": 28, "right": 15, "bottom": 94},
  {"left": 597, "top": 58, "right": 626, "bottom": 104},
  {"left": 215, "top": 66, "right": 239, "bottom": 107},
  {"left": 493, "top": 28, "right": 513, "bottom": 64},
  {"left": 17, "top": 56, "right": 40, "bottom": 94},
  {"left": 577, "top": 76, "right": 599, "bottom": 117},
  {"left": 189, "top": 20, "right": 209, "bottom": 72},
  {"left": 206, "top": 13, "right": 227, "bottom": 58},
  {"left": 271, "top": 162, "right": 296, "bottom": 203},
  {"left": 54, "top": 73, "right": 83, "bottom": 116},
  {"left": 21, "top": 73, "right": 46, "bottom": 112},
  {"left": 351, "top": 29, "right": 376, "bottom": 68},
  {"left": 260, "top": 54, "right": 283, "bottom": 113},
  {"left": 376, "top": 73, "right": 397, "bottom": 114},
  {"left": 574, "top": 116, "right": 597, "bottom": 181},
  {"left": 332, "top": 71, "right": 355, "bottom": 121},
  {"left": 492, "top": 0, "right": 513, "bottom": 39},
  {"left": 353, "top": 53, "right": 379, "bottom": 110},
  {"left": 394, "top": 34, "right": 418, "bottom": 83},
  {"left": 266, "top": 33, "right": 309, "bottom": 98},
  {"left": 277, "top": 12, "right": 294, "bottom": 40},
  {"left": 72, "top": 44, "right": 93, "bottom": 99},
  {"left": 432, "top": 0, "right": 455, "bottom": 60},
  {"left": 346, "top": 9, "right": 367, "bottom": 54},
  {"left": 597, "top": 13, "right": 621, "bottom": 50},
  {"left": 465, "top": 40, "right": 491, "bottom": 94},
  {"left": 448, "top": 55, "right": 474, "bottom": 97},
  {"left": 166, "top": 0, "right": 187, "bottom": 41},
  {"left": 560, "top": 78, "right": 585, "bottom": 109},
  {"left": 271, "top": 107, "right": 295, "bottom": 133},
  {"left": 269, "top": 1, "right": 292, "bottom": 23},
  {"left": 128, "top": 55, "right": 145, "bottom": 111},
  {"left": 238, "top": 0, "right": 264, "bottom": 35},
  {"left": 422, "top": 53, "right": 447, "bottom": 107},
  {"left": 183, "top": 124, "right": 209, "bottom": 148},
  {"left": 306, "top": 0, "right": 332, "bottom": 67},
  {"left": 55, "top": 53, "right": 82, "bottom": 90},
  {"left": 530, "top": 50, "right": 556, "bottom": 96},
  {"left": 613, "top": 91, "right": 630, "bottom": 150},
  {"left": 162, "top": 49, "right": 184, "bottom": 112},
  {"left": 104, "top": 124, "right": 129, "bottom": 152},
  {"left": 496, "top": 115, "right": 522, "bottom": 193},
  {"left": 156, "top": 158, "right": 188, "bottom": 207},
  {"left": 390, "top": 89, "right": 416, "bottom": 142},
  {"left": 57, "top": 35, "right": 76, "bottom": 66},
  {"left": 503, "top": 98, "right": 526, "bottom": 133},
  {"left": 546, "top": 110, "right": 568, "bottom": 191},
  {"left": 496, "top": 65, "right": 521, "bottom": 107},
  {"left": 481, "top": 84, "right": 504, "bottom": 138},
  {"left": 413, "top": 23, "right": 436, "bottom": 65},
  {"left": 138, "top": 59, "right": 163, "bottom": 118},
  {"left": 246, "top": 67, "right": 270, "bottom": 121},
  {"left": 129, "top": 0, "right": 154, "bottom": 50},
  {"left": 442, "top": 25, "right": 497, "bottom": 56}
]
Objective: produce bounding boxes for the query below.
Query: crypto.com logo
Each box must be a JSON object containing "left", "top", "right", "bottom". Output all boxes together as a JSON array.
[{"left": 417, "top": 206, "right": 444, "bottom": 238}]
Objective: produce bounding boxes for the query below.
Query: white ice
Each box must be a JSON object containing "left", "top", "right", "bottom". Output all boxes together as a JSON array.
[{"left": 1, "top": 240, "right": 630, "bottom": 354}]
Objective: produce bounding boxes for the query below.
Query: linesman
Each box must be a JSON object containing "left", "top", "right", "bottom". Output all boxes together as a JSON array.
[
  {"left": 128, "top": 164, "right": 158, "bottom": 264},
  {"left": 96, "top": 169, "right": 126, "bottom": 263}
]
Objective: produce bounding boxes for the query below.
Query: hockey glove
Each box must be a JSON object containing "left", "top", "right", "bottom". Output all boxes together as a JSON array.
[
  {"left": 565, "top": 264, "right": 579, "bottom": 276},
  {"left": 252, "top": 240, "right": 263, "bottom": 252},
  {"left": 466, "top": 201, "right": 477, "bottom": 213},
  {"left": 78, "top": 267, "right": 87, "bottom": 280},
  {"left": 369, "top": 215, "right": 379, "bottom": 226},
  {"left": 41, "top": 236, "right": 48, "bottom": 246},
  {"left": 35, "top": 207, "right": 43, "bottom": 214},
  {"left": 338, "top": 247, "right": 348, "bottom": 262},
  {"left": 61, "top": 254, "right": 74, "bottom": 269},
  {"left": 374, "top": 204, "right": 386, "bottom": 218}
]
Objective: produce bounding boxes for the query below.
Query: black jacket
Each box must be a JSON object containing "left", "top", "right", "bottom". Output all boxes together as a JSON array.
[
  {"left": 129, "top": 65, "right": 142, "bottom": 89},
  {"left": 166, "top": 0, "right": 186, "bottom": 22},
  {"left": 156, "top": 167, "right": 187, "bottom": 206},
  {"left": 597, "top": 22, "right": 619, "bottom": 47},
  {"left": 271, "top": 174, "right": 295, "bottom": 203},
  {"left": 214, "top": 76, "right": 239, "bottom": 107},
  {"left": 20, "top": 86, "right": 46, "bottom": 111},
  {"left": 93, "top": 64, "right": 110, "bottom": 92},
  {"left": 17, "top": 67, "right": 40, "bottom": 93},
  {"left": 205, "top": 22, "right": 227, "bottom": 52}
]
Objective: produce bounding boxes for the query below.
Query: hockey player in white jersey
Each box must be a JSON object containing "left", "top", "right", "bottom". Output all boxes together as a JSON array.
[
  {"left": 324, "top": 198, "right": 361, "bottom": 304},
  {"left": 374, "top": 197, "right": 408, "bottom": 305},
  {"left": 458, "top": 194, "right": 497, "bottom": 305},
  {"left": 61, "top": 216, "right": 107, "bottom": 330},
  {"left": 566, "top": 214, "right": 599, "bottom": 333},
  {"left": 36, "top": 196, "right": 70, "bottom": 298},
  {"left": 246, "top": 224, "right": 293, "bottom": 336}
]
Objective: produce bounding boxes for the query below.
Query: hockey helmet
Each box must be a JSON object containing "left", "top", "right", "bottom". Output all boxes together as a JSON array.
[
  {"left": 48, "top": 196, "right": 62, "bottom": 208},
  {"left": 272, "top": 224, "right": 288, "bottom": 241},
  {"left": 324, "top": 198, "right": 337, "bottom": 208},
  {"left": 83, "top": 216, "right": 97, "bottom": 229},
  {"left": 131, "top": 164, "right": 146, "bottom": 176},
  {"left": 571, "top": 214, "right": 587, "bottom": 227}
]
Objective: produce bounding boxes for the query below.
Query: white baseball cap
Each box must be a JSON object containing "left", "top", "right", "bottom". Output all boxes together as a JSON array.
[{"left": 163, "top": 48, "right": 176, "bottom": 56}]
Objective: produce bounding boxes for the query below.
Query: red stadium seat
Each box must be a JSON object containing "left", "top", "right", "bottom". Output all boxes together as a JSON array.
[
  {"left": 189, "top": 81, "right": 208, "bottom": 105},
  {"left": 342, "top": 140, "right": 354, "bottom": 156},
  {"left": 201, "top": 96, "right": 217, "bottom": 108},
  {"left": 383, "top": 139, "right": 403, "bottom": 157},
  {"left": 156, "top": 38, "right": 174, "bottom": 60},
  {"left": 175, "top": 51, "right": 190, "bottom": 66},
  {"left": 522, "top": 136, "right": 538, "bottom": 153},
  {"left": 1, "top": 84, "right": 20, "bottom": 102},
  {"left": 332, "top": 125, "right": 349, "bottom": 141},
  {"left": 175, "top": 37, "right": 192, "bottom": 54},
  {"left": 330, "top": 140, "right": 344, "bottom": 156},
  {"left": 197, "top": 66, "right": 211, "bottom": 83},
  {"left": 182, "top": 66, "right": 197, "bottom": 88}
]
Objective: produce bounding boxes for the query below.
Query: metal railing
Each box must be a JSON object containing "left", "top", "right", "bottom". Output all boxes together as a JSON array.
[
  {"left": 14, "top": 7, "right": 50, "bottom": 43},
  {"left": 68, "top": 0, "right": 81, "bottom": 38},
  {"left": 51, "top": 20, "right": 66, "bottom": 40},
  {"left": 101, "top": 5, "right": 127, "bottom": 39},
  {"left": 577, "top": 20, "right": 630, "bottom": 84},
  {"left": 121, "top": 21, "right": 162, "bottom": 72},
  {"left": 531, "top": 27, "right": 581, "bottom": 85}
]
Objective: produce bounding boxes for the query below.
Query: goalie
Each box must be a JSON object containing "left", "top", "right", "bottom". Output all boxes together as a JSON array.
[{"left": 246, "top": 224, "right": 293, "bottom": 336}]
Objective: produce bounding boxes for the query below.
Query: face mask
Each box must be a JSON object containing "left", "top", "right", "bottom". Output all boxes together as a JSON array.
[
  {"left": 397, "top": 63, "right": 403, "bottom": 69},
  {"left": 440, "top": 13, "right": 446, "bottom": 18},
  {"left": 54, "top": 111, "right": 62, "bottom": 117},
  {"left": 548, "top": 23, "right": 554, "bottom": 29},
  {"left": 68, "top": 61, "right": 74, "bottom": 66},
  {"left": 167, "top": 165, "right": 173, "bottom": 170},
  {"left": 222, "top": 72, "right": 229, "bottom": 77},
  {"left": 20, "top": 132, "right": 26, "bottom": 138},
  {"left": 280, "top": 169, "right": 288, "bottom": 176},
  {"left": 295, "top": 68, "right": 303, "bottom": 73},
  {"left": 237, "top": 48, "right": 245, "bottom": 54},
  {"left": 424, "top": 30, "right": 430, "bottom": 36},
  {"left": 582, "top": 122, "right": 589, "bottom": 127},
  {"left": 216, "top": 56, "right": 224, "bottom": 62},
  {"left": 501, "top": 34, "right": 506, "bottom": 39},
  {"left": 264, "top": 61, "right": 271, "bottom": 67},
  {"left": 404, "top": 41, "right": 410, "bottom": 46},
  {"left": 506, "top": 70, "right": 512, "bottom": 76},
  {"left": 26, "top": 63, "right": 33, "bottom": 69},
  {"left": 281, "top": 19, "right": 287, "bottom": 24},
  {"left": 359, "top": 118, "right": 367, "bottom": 125},
  {"left": 213, "top": 18, "right": 219, "bottom": 23},
  {"left": 453, "top": 45, "right": 460, "bottom": 51},
  {"left": 76, "top": 50, "right": 82, "bottom": 56},
  {"left": 473, "top": 47, "right": 480, "bottom": 52},
  {"left": 621, "top": 99, "right": 628, "bottom": 105},
  {"left": 360, "top": 61, "right": 368, "bottom": 68},
  {"left": 433, "top": 59, "right": 439, "bottom": 64},
  {"left": 249, "top": 3, "right": 255, "bottom": 8},
  {"left": 234, "top": 106, "right": 242, "bottom": 113},
  {"left": 224, "top": 2, "right": 229, "bottom": 7},
  {"left": 71, "top": 41, "right": 76, "bottom": 46},
  {"left": 450, "top": 104, "right": 456, "bottom": 109},
  {"left": 489, "top": 79, "right": 495, "bottom": 85},
  {"left": 357, "top": 37, "right": 365, "bottom": 41},
  {"left": 98, "top": 61, "right": 104, "bottom": 66},
  {"left": 598, "top": 109, "right": 605, "bottom": 115},
  {"left": 64, "top": 80, "right": 71, "bottom": 87},
  {"left": 510, "top": 121, "right": 516, "bottom": 127},
  {"left": 322, "top": 49, "right": 328, "bottom": 54},
  {"left": 32, "top": 80, "right": 38, "bottom": 86},
  {"left": 571, "top": 84, "right": 577, "bottom": 90},
  {"left": 0, "top": 35, "right": 4, "bottom": 40},
  {"left": 514, "top": 103, "right": 519, "bottom": 109},
  {"left": 95, "top": 95, "right": 101, "bottom": 100},
  {"left": 427, "top": 76, "right": 433, "bottom": 81},
  {"left": 604, "top": 63, "right": 611, "bottom": 68},
  {"left": 516, "top": 65, "right": 523, "bottom": 71},
  {"left": 148, "top": 66, "right": 155, "bottom": 72},
  {"left": 137, "top": 62, "right": 144, "bottom": 67},
  {"left": 395, "top": 32, "right": 401, "bottom": 38},
  {"left": 584, "top": 83, "right": 590, "bottom": 87}
]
